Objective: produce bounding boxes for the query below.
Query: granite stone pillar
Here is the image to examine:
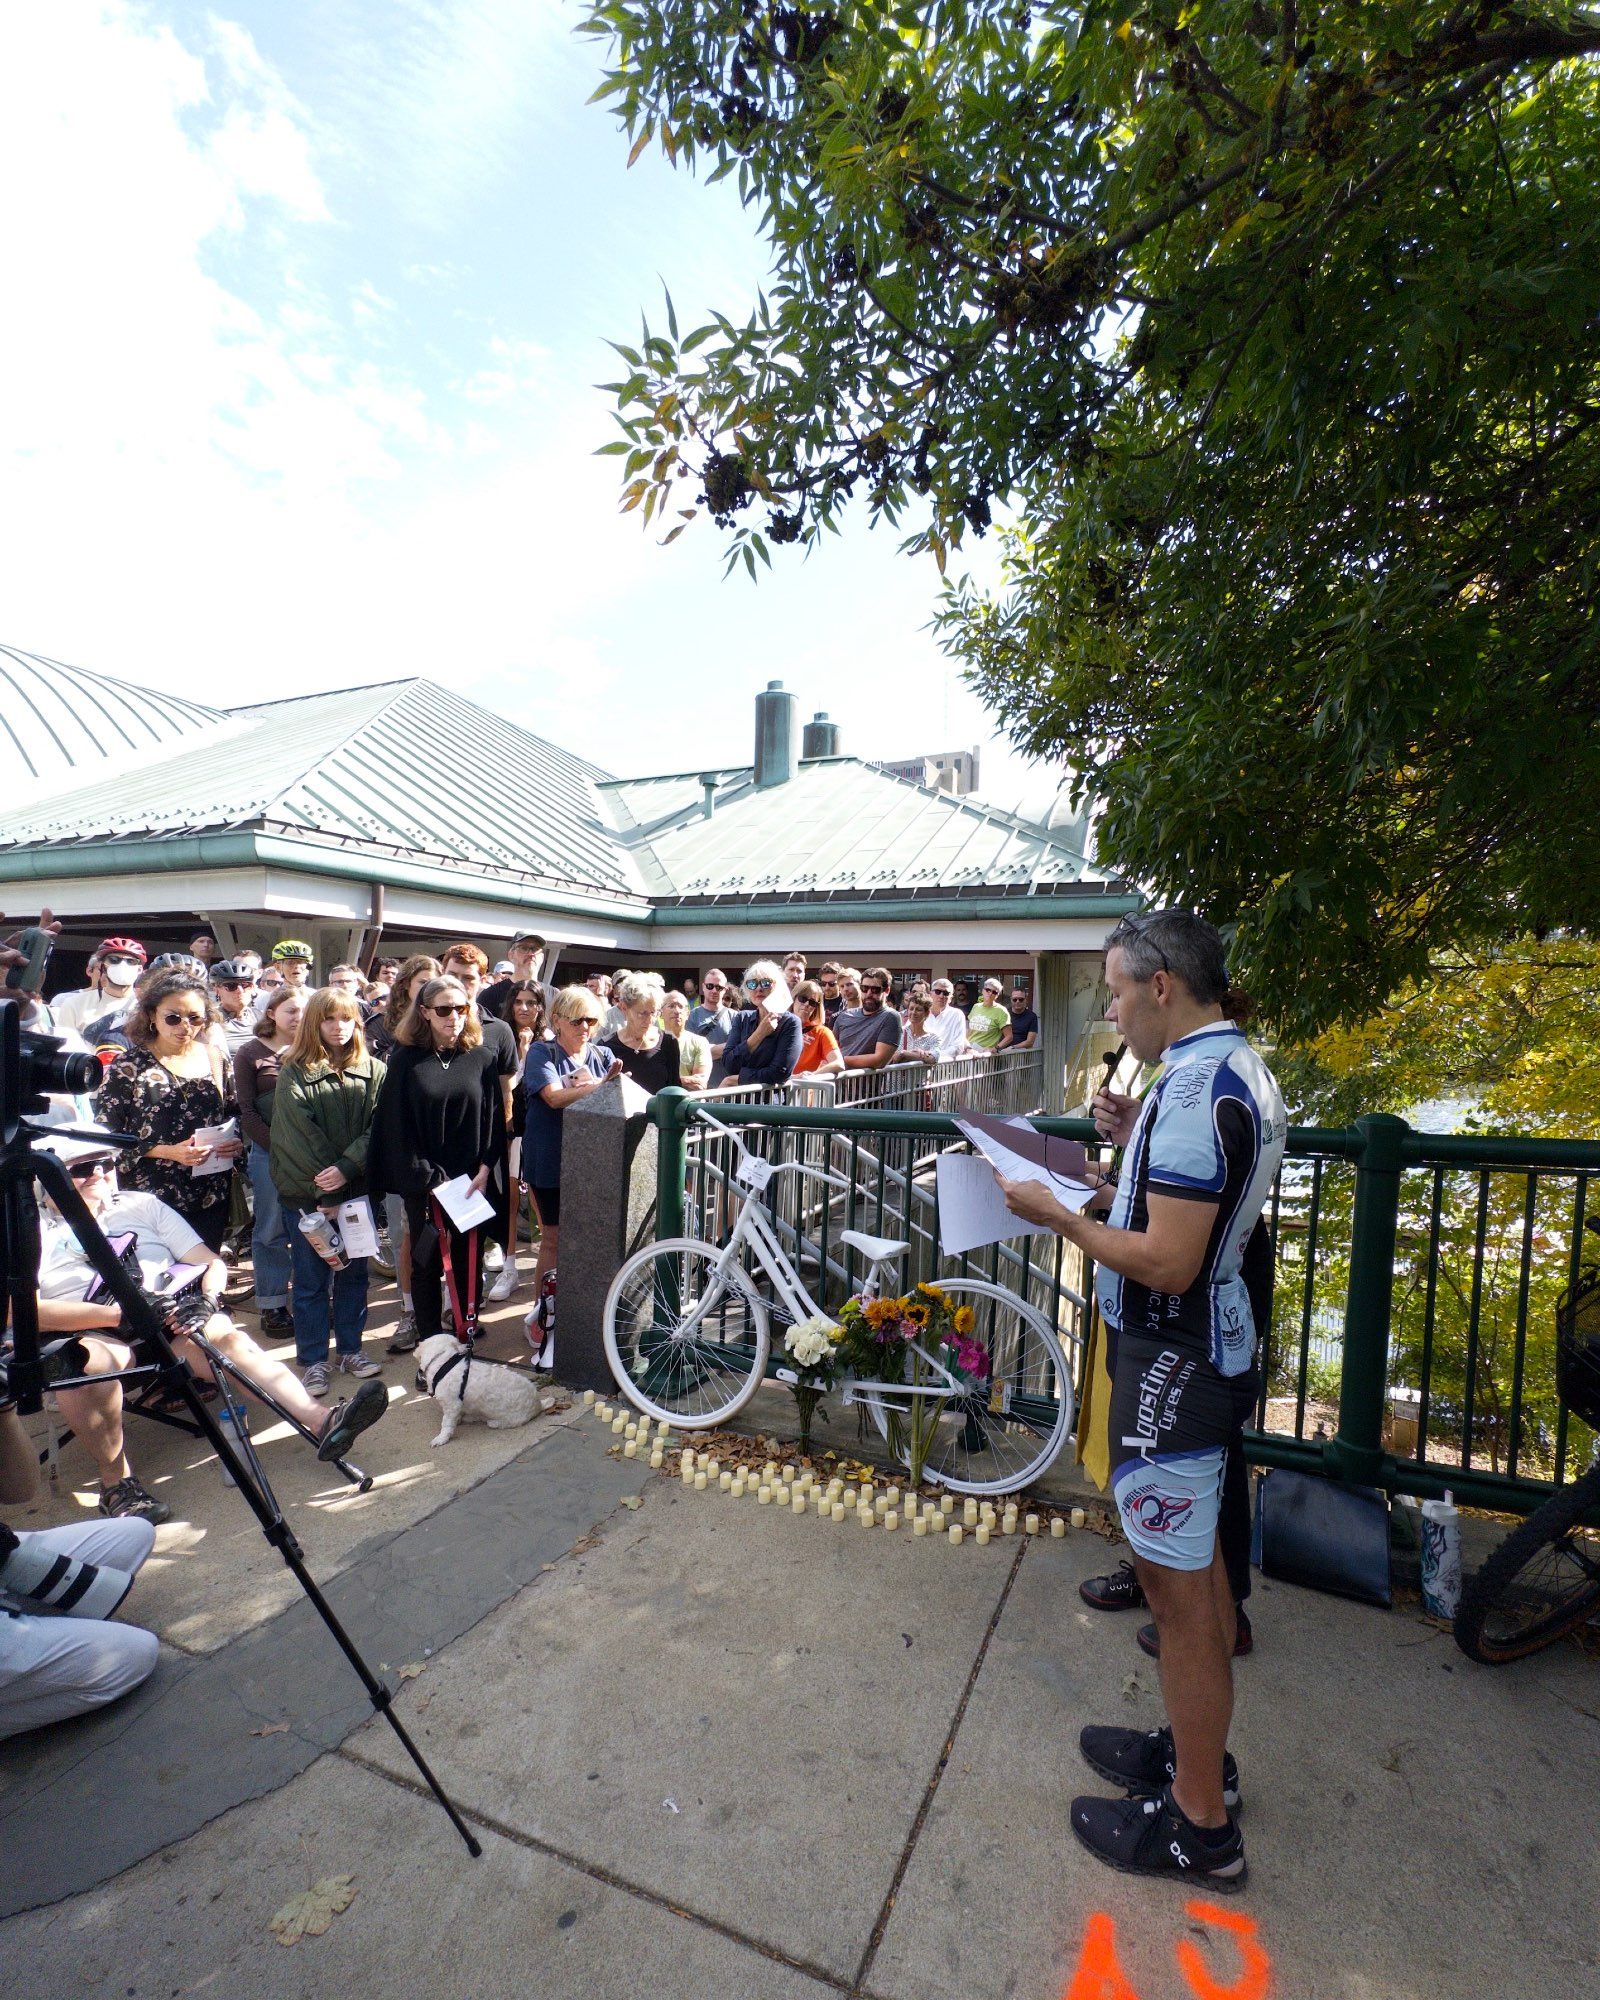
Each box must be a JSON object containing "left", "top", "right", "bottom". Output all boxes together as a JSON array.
[{"left": 552, "top": 1074, "right": 658, "bottom": 1391}]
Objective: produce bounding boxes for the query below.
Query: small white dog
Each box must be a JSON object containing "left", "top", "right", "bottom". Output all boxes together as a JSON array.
[{"left": 416, "top": 1334, "right": 551, "bottom": 1448}]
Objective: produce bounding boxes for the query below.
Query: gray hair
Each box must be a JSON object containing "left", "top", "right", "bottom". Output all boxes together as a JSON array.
[
  {"left": 614, "top": 970, "right": 666, "bottom": 1010},
  {"left": 1106, "top": 911, "right": 1229, "bottom": 1006}
]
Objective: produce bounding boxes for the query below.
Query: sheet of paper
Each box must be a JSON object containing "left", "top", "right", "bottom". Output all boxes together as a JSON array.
[
  {"left": 335, "top": 1197, "right": 380, "bottom": 1260},
  {"left": 735, "top": 1153, "right": 773, "bottom": 1192},
  {"left": 936, "top": 1154, "right": 1059, "bottom": 1258},
  {"left": 433, "top": 1173, "right": 496, "bottom": 1232},
  {"left": 952, "top": 1111, "right": 1097, "bottom": 1199},
  {"left": 190, "top": 1120, "right": 239, "bottom": 1177}
]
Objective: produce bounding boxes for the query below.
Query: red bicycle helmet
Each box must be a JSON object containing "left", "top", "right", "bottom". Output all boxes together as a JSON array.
[{"left": 96, "top": 936, "right": 147, "bottom": 963}]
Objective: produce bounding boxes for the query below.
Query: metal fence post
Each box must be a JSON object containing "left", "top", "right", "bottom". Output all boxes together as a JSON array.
[
  {"left": 653, "top": 1086, "right": 690, "bottom": 1242},
  {"left": 1325, "top": 1112, "right": 1408, "bottom": 1487}
]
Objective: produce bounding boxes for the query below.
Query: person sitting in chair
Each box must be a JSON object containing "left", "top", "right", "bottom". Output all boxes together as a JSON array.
[{"left": 34, "top": 1138, "right": 388, "bottom": 1485}]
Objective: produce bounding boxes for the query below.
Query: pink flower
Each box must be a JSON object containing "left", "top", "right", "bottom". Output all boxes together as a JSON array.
[{"left": 954, "top": 1337, "right": 991, "bottom": 1380}]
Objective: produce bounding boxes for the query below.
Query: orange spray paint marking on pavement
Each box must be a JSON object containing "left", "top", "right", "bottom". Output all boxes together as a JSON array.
[
  {"left": 1062, "top": 1911, "right": 1141, "bottom": 2000},
  {"left": 1175, "top": 1899, "right": 1272, "bottom": 2000}
]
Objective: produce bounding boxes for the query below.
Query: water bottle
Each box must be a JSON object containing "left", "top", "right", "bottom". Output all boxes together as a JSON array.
[
  {"left": 297, "top": 1210, "right": 348, "bottom": 1270},
  {"left": 1420, "top": 1490, "right": 1462, "bottom": 1620},
  {"left": 215, "top": 1402, "right": 248, "bottom": 1488}
]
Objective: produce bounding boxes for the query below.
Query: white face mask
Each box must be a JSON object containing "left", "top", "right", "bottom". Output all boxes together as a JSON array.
[{"left": 102, "top": 958, "right": 139, "bottom": 989}]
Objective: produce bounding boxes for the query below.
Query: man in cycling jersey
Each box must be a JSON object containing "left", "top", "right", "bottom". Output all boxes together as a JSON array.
[{"left": 999, "top": 910, "right": 1285, "bottom": 1890}]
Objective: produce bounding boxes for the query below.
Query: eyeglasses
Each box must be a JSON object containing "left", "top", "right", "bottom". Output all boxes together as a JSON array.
[
  {"left": 862, "top": 984, "right": 887, "bottom": 996},
  {"left": 67, "top": 1158, "right": 114, "bottom": 1180},
  {"left": 747, "top": 978, "right": 774, "bottom": 992},
  {"left": 160, "top": 1011, "right": 207, "bottom": 1028},
  {"left": 430, "top": 1003, "right": 469, "bottom": 1017},
  {"left": 565, "top": 1016, "right": 601, "bottom": 1031},
  {"left": 214, "top": 979, "right": 249, "bottom": 991},
  {"left": 702, "top": 981, "right": 724, "bottom": 991}
]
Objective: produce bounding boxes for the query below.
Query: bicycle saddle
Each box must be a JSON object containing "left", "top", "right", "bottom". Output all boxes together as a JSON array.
[{"left": 839, "top": 1229, "right": 909, "bottom": 1263}]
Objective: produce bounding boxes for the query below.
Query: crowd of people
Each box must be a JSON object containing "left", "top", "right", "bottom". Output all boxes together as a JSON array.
[{"left": 0, "top": 923, "right": 1042, "bottom": 1741}]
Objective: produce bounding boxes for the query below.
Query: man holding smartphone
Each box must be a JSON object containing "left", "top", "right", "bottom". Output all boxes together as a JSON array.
[{"left": 998, "top": 910, "right": 1284, "bottom": 1890}]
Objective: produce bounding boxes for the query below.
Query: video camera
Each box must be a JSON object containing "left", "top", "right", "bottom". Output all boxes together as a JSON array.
[{"left": 0, "top": 999, "right": 103, "bottom": 1142}]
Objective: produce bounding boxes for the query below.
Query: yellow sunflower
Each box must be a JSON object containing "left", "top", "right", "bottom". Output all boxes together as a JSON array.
[{"left": 953, "top": 1306, "right": 975, "bottom": 1335}]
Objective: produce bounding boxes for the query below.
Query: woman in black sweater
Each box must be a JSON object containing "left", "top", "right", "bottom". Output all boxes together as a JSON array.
[{"left": 369, "top": 975, "right": 505, "bottom": 1341}]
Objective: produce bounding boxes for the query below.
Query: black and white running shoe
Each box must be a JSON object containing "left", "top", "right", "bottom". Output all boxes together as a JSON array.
[
  {"left": 1071, "top": 1785, "right": 1246, "bottom": 1890},
  {"left": 1079, "top": 1722, "right": 1241, "bottom": 1813}
]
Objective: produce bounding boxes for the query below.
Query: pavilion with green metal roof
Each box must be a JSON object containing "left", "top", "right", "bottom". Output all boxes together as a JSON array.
[{"left": 0, "top": 647, "right": 1138, "bottom": 1106}]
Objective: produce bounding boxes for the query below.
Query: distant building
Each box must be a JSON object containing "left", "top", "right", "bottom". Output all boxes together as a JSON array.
[
  {"left": 0, "top": 655, "right": 1139, "bottom": 1108},
  {"left": 873, "top": 746, "right": 980, "bottom": 795}
]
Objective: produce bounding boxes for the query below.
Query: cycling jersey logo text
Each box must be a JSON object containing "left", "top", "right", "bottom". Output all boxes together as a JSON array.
[{"left": 1127, "top": 1484, "right": 1196, "bottom": 1535}]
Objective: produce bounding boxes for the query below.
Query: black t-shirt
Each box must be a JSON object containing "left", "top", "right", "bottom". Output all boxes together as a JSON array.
[
  {"left": 1003, "top": 1008, "right": 1040, "bottom": 1044},
  {"left": 600, "top": 1031, "right": 681, "bottom": 1096},
  {"left": 371, "top": 1044, "right": 504, "bottom": 1193}
]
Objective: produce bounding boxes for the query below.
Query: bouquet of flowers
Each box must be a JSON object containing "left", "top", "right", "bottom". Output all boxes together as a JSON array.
[
  {"left": 779, "top": 1314, "right": 845, "bottom": 1453},
  {"left": 836, "top": 1283, "right": 990, "bottom": 1486}
]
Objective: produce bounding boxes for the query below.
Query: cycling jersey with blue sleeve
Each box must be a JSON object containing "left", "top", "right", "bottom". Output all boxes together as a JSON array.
[{"left": 1096, "top": 1023, "right": 1287, "bottom": 1377}]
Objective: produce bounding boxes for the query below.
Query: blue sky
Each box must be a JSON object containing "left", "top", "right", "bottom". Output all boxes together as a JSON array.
[{"left": 0, "top": 4, "right": 1048, "bottom": 801}]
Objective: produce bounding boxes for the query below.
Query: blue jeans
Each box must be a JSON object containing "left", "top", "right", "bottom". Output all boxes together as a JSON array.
[
  {"left": 247, "top": 1144, "right": 292, "bottom": 1310},
  {"left": 288, "top": 1209, "right": 369, "bottom": 1367}
]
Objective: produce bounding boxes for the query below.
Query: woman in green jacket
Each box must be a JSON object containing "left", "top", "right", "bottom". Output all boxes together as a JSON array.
[{"left": 270, "top": 988, "right": 386, "bottom": 1396}]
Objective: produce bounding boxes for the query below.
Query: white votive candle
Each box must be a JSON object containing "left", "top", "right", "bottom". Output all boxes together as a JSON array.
[
  {"left": 962, "top": 1500, "right": 978, "bottom": 1526},
  {"left": 831, "top": 1502, "right": 846, "bottom": 1523},
  {"left": 706, "top": 1458, "right": 720, "bottom": 1479},
  {"left": 913, "top": 1515, "right": 928, "bottom": 1537},
  {"left": 1071, "top": 1506, "right": 1086, "bottom": 1529},
  {"left": 693, "top": 1472, "right": 707, "bottom": 1491},
  {"left": 582, "top": 1389, "right": 596, "bottom": 1406},
  {"left": 696, "top": 1451, "right": 709, "bottom": 1471},
  {"left": 650, "top": 1451, "right": 663, "bottom": 1470},
  {"left": 758, "top": 1486, "right": 772, "bottom": 1505},
  {"left": 681, "top": 1463, "right": 694, "bottom": 1485},
  {"left": 624, "top": 1441, "right": 637, "bottom": 1459},
  {"left": 858, "top": 1507, "right": 873, "bottom": 1529},
  {"left": 611, "top": 1417, "right": 626, "bottom": 1435},
  {"left": 886, "top": 1485, "right": 901, "bottom": 1507},
  {"left": 975, "top": 1525, "right": 990, "bottom": 1546},
  {"left": 719, "top": 1471, "right": 732, "bottom": 1491},
  {"left": 792, "top": 1494, "right": 806, "bottom": 1515},
  {"left": 940, "top": 1495, "right": 955, "bottom": 1516},
  {"left": 1051, "top": 1517, "right": 1066, "bottom": 1538},
  {"left": 949, "top": 1524, "right": 964, "bottom": 1546},
  {"left": 782, "top": 1466, "right": 796, "bottom": 1485},
  {"left": 1025, "top": 1512, "right": 1040, "bottom": 1535},
  {"left": 885, "top": 1510, "right": 899, "bottom": 1532}
]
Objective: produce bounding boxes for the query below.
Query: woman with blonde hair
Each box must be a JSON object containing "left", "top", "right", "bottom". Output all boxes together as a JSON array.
[
  {"left": 720, "top": 959, "right": 802, "bottom": 1091},
  {"left": 269, "top": 989, "right": 386, "bottom": 1395},
  {"left": 369, "top": 975, "right": 506, "bottom": 1343},
  {"left": 520, "top": 986, "right": 621, "bottom": 1323}
]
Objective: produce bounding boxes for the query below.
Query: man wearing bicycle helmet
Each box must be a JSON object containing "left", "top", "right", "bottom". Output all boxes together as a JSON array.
[
  {"left": 51, "top": 937, "right": 147, "bottom": 1035},
  {"left": 270, "top": 940, "right": 315, "bottom": 989},
  {"left": 999, "top": 910, "right": 1284, "bottom": 1892}
]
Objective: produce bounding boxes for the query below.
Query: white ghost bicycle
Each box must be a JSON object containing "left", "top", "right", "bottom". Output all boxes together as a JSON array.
[{"left": 601, "top": 1103, "right": 1079, "bottom": 1495}]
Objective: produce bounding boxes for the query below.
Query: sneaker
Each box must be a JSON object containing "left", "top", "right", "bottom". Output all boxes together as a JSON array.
[
  {"left": 302, "top": 1362, "right": 331, "bottom": 1398},
  {"left": 1071, "top": 1785, "right": 1246, "bottom": 1890},
  {"left": 487, "top": 1258, "right": 520, "bottom": 1302},
  {"left": 334, "top": 1350, "right": 382, "bottom": 1379},
  {"left": 317, "top": 1379, "right": 388, "bottom": 1462},
  {"left": 1079, "top": 1723, "right": 1241, "bottom": 1813},
  {"left": 1137, "top": 1606, "right": 1253, "bottom": 1661},
  {"left": 386, "top": 1312, "right": 419, "bottom": 1355},
  {"left": 370, "top": 1236, "right": 395, "bottom": 1275},
  {"left": 1079, "top": 1560, "right": 1146, "bottom": 1612},
  {"left": 258, "top": 1306, "right": 294, "bottom": 1334},
  {"left": 98, "top": 1475, "right": 171, "bottom": 1526},
  {"left": 483, "top": 1240, "right": 505, "bottom": 1273}
]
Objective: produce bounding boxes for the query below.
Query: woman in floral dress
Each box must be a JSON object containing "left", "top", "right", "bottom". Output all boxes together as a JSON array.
[{"left": 96, "top": 968, "right": 243, "bottom": 1250}]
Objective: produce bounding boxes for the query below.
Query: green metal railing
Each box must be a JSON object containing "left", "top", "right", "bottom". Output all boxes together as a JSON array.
[{"left": 649, "top": 1088, "right": 1600, "bottom": 1515}]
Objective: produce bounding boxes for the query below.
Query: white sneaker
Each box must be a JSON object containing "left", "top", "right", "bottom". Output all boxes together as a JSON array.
[
  {"left": 483, "top": 1241, "right": 505, "bottom": 1274},
  {"left": 487, "top": 1258, "right": 520, "bottom": 1302}
]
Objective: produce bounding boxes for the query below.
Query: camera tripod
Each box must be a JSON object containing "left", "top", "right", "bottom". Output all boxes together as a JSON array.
[{"left": 0, "top": 1011, "right": 481, "bottom": 1856}]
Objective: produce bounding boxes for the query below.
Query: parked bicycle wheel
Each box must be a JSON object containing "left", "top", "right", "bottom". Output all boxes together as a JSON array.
[
  {"left": 604, "top": 1237, "right": 771, "bottom": 1428},
  {"left": 1453, "top": 1463, "right": 1600, "bottom": 1663},
  {"left": 861, "top": 1279, "right": 1074, "bottom": 1496}
]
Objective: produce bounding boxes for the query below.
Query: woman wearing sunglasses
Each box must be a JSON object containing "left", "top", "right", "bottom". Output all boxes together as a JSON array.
[
  {"left": 369, "top": 975, "right": 507, "bottom": 1343},
  {"left": 95, "top": 968, "right": 243, "bottom": 1251},
  {"left": 720, "top": 959, "right": 802, "bottom": 1091}
]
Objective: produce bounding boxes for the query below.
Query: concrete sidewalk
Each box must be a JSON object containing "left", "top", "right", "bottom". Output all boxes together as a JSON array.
[{"left": 3, "top": 1412, "right": 1597, "bottom": 2000}]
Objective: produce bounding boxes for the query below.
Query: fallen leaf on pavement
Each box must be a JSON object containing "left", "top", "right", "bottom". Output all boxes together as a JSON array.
[
  {"left": 396, "top": 1662, "right": 425, "bottom": 1681},
  {"left": 620, "top": 1495, "right": 643, "bottom": 1510},
  {"left": 269, "top": 1875, "right": 357, "bottom": 1945},
  {"left": 249, "top": 1722, "right": 289, "bottom": 1738}
]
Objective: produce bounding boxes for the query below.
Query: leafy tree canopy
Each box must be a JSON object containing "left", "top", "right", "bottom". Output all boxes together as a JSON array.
[
  {"left": 1275, "top": 934, "right": 1600, "bottom": 1134},
  {"left": 585, "top": 0, "right": 1600, "bottom": 1035}
]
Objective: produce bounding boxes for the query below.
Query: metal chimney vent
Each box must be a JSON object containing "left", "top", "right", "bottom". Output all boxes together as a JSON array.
[
  {"left": 802, "top": 710, "right": 841, "bottom": 759},
  {"left": 753, "top": 680, "right": 798, "bottom": 789}
]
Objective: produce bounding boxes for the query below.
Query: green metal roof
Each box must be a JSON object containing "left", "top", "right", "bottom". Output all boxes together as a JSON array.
[
  {"left": 0, "top": 658, "right": 644, "bottom": 903},
  {"left": 599, "top": 756, "right": 1114, "bottom": 904}
]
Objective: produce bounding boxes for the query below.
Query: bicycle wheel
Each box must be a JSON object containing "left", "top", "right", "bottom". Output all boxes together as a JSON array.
[
  {"left": 862, "top": 1279, "right": 1075, "bottom": 1496},
  {"left": 1453, "top": 1464, "right": 1600, "bottom": 1664},
  {"left": 603, "top": 1237, "right": 770, "bottom": 1429}
]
